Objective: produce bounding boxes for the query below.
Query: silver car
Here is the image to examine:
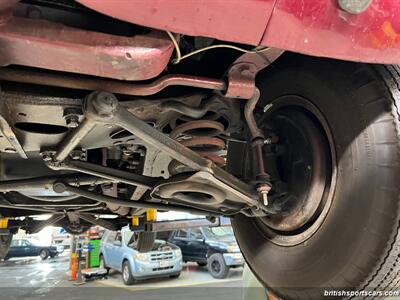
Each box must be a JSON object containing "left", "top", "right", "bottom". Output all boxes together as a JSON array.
[{"left": 100, "top": 227, "right": 182, "bottom": 285}]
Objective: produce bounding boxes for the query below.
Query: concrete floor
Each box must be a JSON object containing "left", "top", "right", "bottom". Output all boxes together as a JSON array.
[{"left": 0, "top": 253, "right": 247, "bottom": 300}]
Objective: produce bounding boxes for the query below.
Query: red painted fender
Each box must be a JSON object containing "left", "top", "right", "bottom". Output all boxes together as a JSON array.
[
  {"left": 261, "top": 0, "right": 400, "bottom": 64},
  {"left": 77, "top": 0, "right": 400, "bottom": 64},
  {"left": 76, "top": 0, "right": 275, "bottom": 46}
]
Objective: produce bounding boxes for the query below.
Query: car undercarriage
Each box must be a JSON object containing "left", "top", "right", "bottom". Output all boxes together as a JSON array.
[
  {"left": 0, "top": 1, "right": 285, "bottom": 236},
  {"left": 2, "top": 1, "right": 400, "bottom": 299}
]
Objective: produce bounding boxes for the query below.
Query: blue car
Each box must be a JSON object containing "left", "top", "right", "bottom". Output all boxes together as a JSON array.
[
  {"left": 100, "top": 227, "right": 182, "bottom": 285},
  {"left": 5, "top": 238, "right": 63, "bottom": 260}
]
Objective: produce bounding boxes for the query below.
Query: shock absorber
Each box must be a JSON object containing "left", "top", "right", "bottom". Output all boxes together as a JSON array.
[{"left": 170, "top": 119, "right": 226, "bottom": 167}]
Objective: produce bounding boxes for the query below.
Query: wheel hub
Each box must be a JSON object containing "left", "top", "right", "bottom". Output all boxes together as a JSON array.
[{"left": 256, "top": 96, "right": 335, "bottom": 238}]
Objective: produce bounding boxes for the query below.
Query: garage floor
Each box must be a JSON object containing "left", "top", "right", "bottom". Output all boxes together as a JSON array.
[{"left": 0, "top": 253, "right": 249, "bottom": 300}]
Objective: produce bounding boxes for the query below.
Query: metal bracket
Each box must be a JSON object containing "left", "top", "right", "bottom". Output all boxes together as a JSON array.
[
  {"left": 49, "top": 91, "right": 262, "bottom": 213},
  {"left": 224, "top": 48, "right": 284, "bottom": 99}
]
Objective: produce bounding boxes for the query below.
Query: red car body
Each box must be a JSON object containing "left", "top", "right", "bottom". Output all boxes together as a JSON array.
[{"left": 77, "top": 0, "right": 400, "bottom": 64}]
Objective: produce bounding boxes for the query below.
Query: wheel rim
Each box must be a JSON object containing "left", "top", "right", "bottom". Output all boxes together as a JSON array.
[
  {"left": 40, "top": 250, "right": 46, "bottom": 258},
  {"left": 211, "top": 260, "right": 221, "bottom": 274},
  {"left": 122, "top": 264, "right": 130, "bottom": 281},
  {"left": 100, "top": 257, "right": 104, "bottom": 269},
  {"left": 252, "top": 95, "right": 337, "bottom": 246}
]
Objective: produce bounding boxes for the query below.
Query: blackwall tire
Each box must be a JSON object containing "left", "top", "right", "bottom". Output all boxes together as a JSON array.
[
  {"left": 100, "top": 254, "right": 110, "bottom": 274},
  {"left": 0, "top": 234, "right": 12, "bottom": 260},
  {"left": 40, "top": 249, "right": 49, "bottom": 260},
  {"left": 122, "top": 260, "right": 135, "bottom": 285},
  {"left": 230, "top": 55, "right": 400, "bottom": 299},
  {"left": 207, "top": 253, "right": 229, "bottom": 279}
]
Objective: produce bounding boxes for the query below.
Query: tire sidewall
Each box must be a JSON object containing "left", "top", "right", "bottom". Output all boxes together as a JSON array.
[
  {"left": 40, "top": 249, "right": 49, "bottom": 260},
  {"left": 122, "top": 260, "right": 135, "bottom": 285},
  {"left": 232, "top": 57, "right": 400, "bottom": 297},
  {"left": 207, "top": 253, "right": 229, "bottom": 279},
  {"left": 100, "top": 255, "right": 110, "bottom": 274},
  {"left": 0, "top": 234, "right": 13, "bottom": 259}
]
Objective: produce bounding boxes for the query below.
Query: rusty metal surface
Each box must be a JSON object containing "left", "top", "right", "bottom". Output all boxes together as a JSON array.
[
  {"left": 244, "top": 89, "right": 264, "bottom": 141},
  {"left": 225, "top": 49, "right": 284, "bottom": 99},
  {"left": 180, "top": 137, "right": 225, "bottom": 152},
  {"left": 0, "top": 68, "right": 226, "bottom": 96},
  {"left": 0, "top": 0, "right": 18, "bottom": 23},
  {"left": 170, "top": 120, "right": 225, "bottom": 139},
  {"left": 170, "top": 120, "right": 226, "bottom": 167},
  {"left": 0, "top": 16, "right": 174, "bottom": 80}
]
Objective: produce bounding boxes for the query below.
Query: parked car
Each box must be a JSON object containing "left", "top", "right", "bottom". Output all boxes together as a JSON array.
[
  {"left": 100, "top": 227, "right": 182, "bottom": 285},
  {"left": 169, "top": 226, "right": 243, "bottom": 279},
  {"left": 4, "top": 238, "right": 63, "bottom": 260}
]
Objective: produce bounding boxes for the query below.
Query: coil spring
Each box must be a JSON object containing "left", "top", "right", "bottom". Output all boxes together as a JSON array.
[{"left": 170, "top": 120, "right": 226, "bottom": 167}]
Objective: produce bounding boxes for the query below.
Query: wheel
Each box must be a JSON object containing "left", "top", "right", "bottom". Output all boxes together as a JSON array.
[
  {"left": 39, "top": 249, "right": 49, "bottom": 260},
  {"left": 229, "top": 54, "right": 400, "bottom": 299},
  {"left": 169, "top": 272, "right": 181, "bottom": 279},
  {"left": 207, "top": 253, "right": 229, "bottom": 279},
  {"left": 122, "top": 260, "right": 135, "bottom": 285},
  {"left": 0, "top": 234, "right": 12, "bottom": 260},
  {"left": 136, "top": 231, "right": 155, "bottom": 252},
  {"left": 99, "top": 254, "right": 110, "bottom": 274},
  {"left": 197, "top": 262, "right": 207, "bottom": 267}
]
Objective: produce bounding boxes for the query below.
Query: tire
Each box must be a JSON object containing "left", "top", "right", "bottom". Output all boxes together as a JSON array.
[
  {"left": 229, "top": 55, "right": 400, "bottom": 299},
  {"left": 136, "top": 231, "right": 155, "bottom": 253},
  {"left": 207, "top": 253, "right": 229, "bottom": 279},
  {"left": 39, "top": 249, "right": 49, "bottom": 260},
  {"left": 169, "top": 272, "right": 181, "bottom": 279},
  {"left": 197, "top": 262, "right": 207, "bottom": 267},
  {"left": 99, "top": 254, "right": 110, "bottom": 274},
  {"left": 0, "top": 234, "right": 12, "bottom": 260},
  {"left": 122, "top": 260, "right": 135, "bottom": 285}
]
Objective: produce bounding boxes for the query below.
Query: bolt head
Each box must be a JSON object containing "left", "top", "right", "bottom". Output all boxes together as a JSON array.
[
  {"left": 40, "top": 151, "right": 55, "bottom": 162},
  {"left": 264, "top": 137, "right": 272, "bottom": 145},
  {"left": 261, "top": 192, "right": 268, "bottom": 206},
  {"left": 70, "top": 150, "right": 86, "bottom": 160},
  {"left": 338, "top": 0, "right": 372, "bottom": 14},
  {"left": 53, "top": 182, "right": 66, "bottom": 194},
  {"left": 92, "top": 92, "right": 118, "bottom": 117},
  {"left": 65, "top": 115, "right": 79, "bottom": 128}
]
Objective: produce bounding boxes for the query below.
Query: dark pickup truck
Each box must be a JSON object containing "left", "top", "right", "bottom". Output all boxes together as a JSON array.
[{"left": 168, "top": 226, "right": 243, "bottom": 279}]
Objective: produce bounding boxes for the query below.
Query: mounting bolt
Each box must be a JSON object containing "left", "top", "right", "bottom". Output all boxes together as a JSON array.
[
  {"left": 40, "top": 150, "right": 56, "bottom": 162},
  {"left": 69, "top": 149, "right": 86, "bottom": 160},
  {"left": 338, "top": 0, "right": 372, "bottom": 14},
  {"left": 257, "top": 184, "right": 271, "bottom": 206},
  {"left": 53, "top": 182, "right": 67, "bottom": 194},
  {"left": 65, "top": 115, "right": 79, "bottom": 128},
  {"left": 264, "top": 137, "right": 272, "bottom": 145},
  {"left": 63, "top": 107, "right": 82, "bottom": 128},
  {"left": 92, "top": 92, "right": 118, "bottom": 118}
]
